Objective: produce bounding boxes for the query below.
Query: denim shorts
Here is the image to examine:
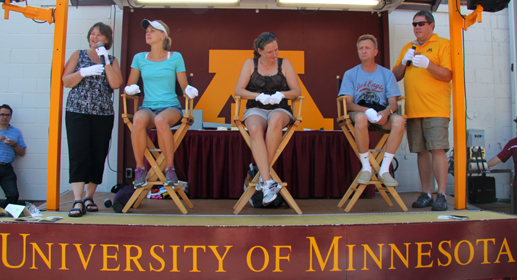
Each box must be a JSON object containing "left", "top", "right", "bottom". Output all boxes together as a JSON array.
[
  {"left": 243, "top": 107, "right": 294, "bottom": 122},
  {"left": 138, "top": 105, "right": 183, "bottom": 118}
]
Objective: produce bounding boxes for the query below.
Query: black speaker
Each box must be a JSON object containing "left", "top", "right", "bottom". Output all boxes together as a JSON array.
[
  {"left": 468, "top": 176, "right": 497, "bottom": 204},
  {"left": 468, "top": 0, "right": 512, "bottom": 12}
]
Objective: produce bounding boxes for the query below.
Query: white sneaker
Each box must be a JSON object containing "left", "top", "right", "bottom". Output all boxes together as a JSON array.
[
  {"left": 262, "top": 180, "right": 282, "bottom": 206},
  {"left": 254, "top": 174, "right": 264, "bottom": 191}
]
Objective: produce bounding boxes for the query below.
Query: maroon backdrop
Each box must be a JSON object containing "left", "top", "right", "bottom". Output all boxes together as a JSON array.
[{"left": 117, "top": 8, "right": 390, "bottom": 190}]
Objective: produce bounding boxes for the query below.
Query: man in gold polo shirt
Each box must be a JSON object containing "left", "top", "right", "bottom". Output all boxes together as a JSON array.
[{"left": 393, "top": 10, "right": 452, "bottom": 211}]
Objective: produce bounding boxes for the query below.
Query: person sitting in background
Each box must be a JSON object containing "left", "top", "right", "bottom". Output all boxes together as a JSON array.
[
  {"left": 338, "top": 34, "right": 405, "bottom": 187},
  {"left": 234, "top": 32, "right": 301, "bottom": 206},
  {"left": 125, "top": 19, "right": 198, "bottom": 189},
  {"left": 0, "top": 104, "right": 27, "bottom": 209},
  {"left": 487, "top": 117, "right": 517, "bottom": 195}
]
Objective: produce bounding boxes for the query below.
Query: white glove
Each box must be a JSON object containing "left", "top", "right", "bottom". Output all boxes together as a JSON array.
[
  {"left": 95, "top": 46, "right": 110, "bottom": 65},
  {"left": 401, "top": 48, "right": 415, "bottom": 66},
  {"left": 255, "top": 93, "right": 271, "bottom": 105},
  {"left": 365, "top": 108, "right": 381, "bottom": 123},
  {"left": 269, "top": 91, "right": 285, "bottom": 105},
  {"left": 184, "top": 85, "right": 198, "bottom": 99},
  {"left": 79, "top": 64, "right": 104, "bottom": 77},
  {"left": 125, "top": 84, "right": 141, "bottom": 95},
  {"left": 413, "top": 55, "right": 430, "bottom": 69}
]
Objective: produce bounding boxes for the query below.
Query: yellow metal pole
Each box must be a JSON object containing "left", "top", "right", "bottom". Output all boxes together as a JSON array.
[
  {"left": 448, "top": 1, "right": 468, "bottom": 210},
  {"left": 46, "top": 0, "right": 69, "bottom": 211}
]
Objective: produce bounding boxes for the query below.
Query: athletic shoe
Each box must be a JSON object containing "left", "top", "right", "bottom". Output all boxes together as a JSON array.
[
  {"left": 262, "top": 180, "right": 282, "bottom": 206},
  {"left": 134, "top": 167, "right": 148, "bottom": 189},
  {"left": 432, "top": 193, "right": 449, "bottom": 211},
  {"left": 245, "top": 163, "right": 263, "bottom": 191},
  {"left": 165, "top": 167, "right": 179, "bottom": 186},
  {"left": 357, "top": 170, "right": 372, "bottom": 185},
  {"left": 378, "top": 172, "right": 398, "bottom": 187},
  {"left": 412, "top": 192, "right": 434, "bottom": 208},
  {"left": 247, "top": 163, "right": 259, "bottom": 179},
  {"left": 254, "top": 175, "right": 265, "bottom": 191}
]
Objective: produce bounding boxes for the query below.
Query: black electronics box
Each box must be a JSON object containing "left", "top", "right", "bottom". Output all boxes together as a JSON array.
[
  {"left": 468, "top": 176, "right": 497, "bottom": 204},
  {"left": 468, "top": 0, "right": 511, "bottom": 12}
]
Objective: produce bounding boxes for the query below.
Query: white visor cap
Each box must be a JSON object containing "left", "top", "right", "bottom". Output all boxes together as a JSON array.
[{"left": 141, "top": 19, "right": 168, "bottom": 37}]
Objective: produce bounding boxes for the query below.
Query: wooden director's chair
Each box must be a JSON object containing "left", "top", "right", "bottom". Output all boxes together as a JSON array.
[
  {"left": 335, "top": 76, "right": 408, "bottom": 212},
  {"left": 233, "top": 95, "right": 304, "bottom": 215},
  {"left": 120, "top": 74, "right": 195, "bottom": 214}
]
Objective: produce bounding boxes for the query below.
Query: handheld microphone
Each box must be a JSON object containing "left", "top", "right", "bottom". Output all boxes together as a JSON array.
[
  {"left": 406, "top": 40, "right": 418, "bottom": 67},
  {"left": 96, "top": 41, "right": 105, "bottom": 65}
]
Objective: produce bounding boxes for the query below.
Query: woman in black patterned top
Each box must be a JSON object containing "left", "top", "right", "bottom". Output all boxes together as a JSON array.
[
  {"left": 62, "top": 22, "right": 123, "bottom": 217},
  {"left": 235, "top": 32, "right": 301, "bottom": 206}
]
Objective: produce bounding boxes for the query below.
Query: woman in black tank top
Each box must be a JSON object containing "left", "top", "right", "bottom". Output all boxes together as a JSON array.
[{"left": 234, "top": 32, "right": 301, "bottom": 206}]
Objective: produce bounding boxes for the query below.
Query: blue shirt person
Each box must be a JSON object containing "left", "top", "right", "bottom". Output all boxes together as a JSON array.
[
  {"left": 338, "top": 34, "right": 405, "bottom": 188},
  {"left": 0, "top": 104, "right": 27, "bottom": 208}
]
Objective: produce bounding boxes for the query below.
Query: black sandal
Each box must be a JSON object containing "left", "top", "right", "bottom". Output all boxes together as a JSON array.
[
  {"left": 83, "top": 197, "right": 98, "bottom": 212},
  {"left": 68, "top": 200, "right": 85, "bottom": 217}
]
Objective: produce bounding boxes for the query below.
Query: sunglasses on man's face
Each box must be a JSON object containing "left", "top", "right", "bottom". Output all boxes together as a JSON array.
[
  {"left": 412, "top": 21, "right": 428, "bottom": 27},
  {"left": 260, "top": 32, "right": 276, "bottom": 41}
]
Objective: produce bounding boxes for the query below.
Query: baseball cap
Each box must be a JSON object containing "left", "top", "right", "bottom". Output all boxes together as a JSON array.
[{"left": 141, "top": 19, "right": 168, "bottom": 37}]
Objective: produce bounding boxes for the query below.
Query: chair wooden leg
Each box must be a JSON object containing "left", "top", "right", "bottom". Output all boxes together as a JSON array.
[
  {"left": 233, "top": 191, "right": 248, "bottom": 209},
  {"left": 164, "top": 186, "right": 188, "bottom": 214},
  {"left": 269, "top": 169, "right": 302, "bottom": 214},
  {"left": 338, "top": 184, "right": 357, "bottom": 208},
  {"left": 376, "top": 185, "right": 394, "bottom": 207},
  {"left": 344, "top": 184, "right": 367, "bottom": 212},
  {"left": 385, "top": 187, "right": 409, "bottom": 212},
  {"left": 234, "top": 173, "right": 259, "bottom": 209},
  {"left": 234, "top": 177, "right": 250, "bottom": 209},
  {"left": 133, "top": 185, "right": 153, "bottom": 208},
  {"left": 338, "top": 175, "right": 360, "bottom": 208},
  {"left": 279, "top": 186, "right": 302, "bottom": 214},
  {"left": 122, "top": 187, "right": 145, "bottom": 213},
  {"left": 234, "top": 184, "right": 258, "bottom": 215},
  {"left": 175, "top": 186, "right": 193, "bottom": 209}
]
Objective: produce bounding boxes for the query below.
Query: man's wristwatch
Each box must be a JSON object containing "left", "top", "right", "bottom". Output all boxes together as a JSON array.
[
  {"left": 390, "top": 109, "right": 394, "bottom": 114},
  {"left": 12, "top": 143, "right": 17, "bottom": 148}
]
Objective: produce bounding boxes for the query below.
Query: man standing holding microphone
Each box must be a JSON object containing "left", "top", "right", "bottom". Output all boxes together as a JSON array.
[{"left": 392, "top": 10, "right": 452, "bottom": 211}]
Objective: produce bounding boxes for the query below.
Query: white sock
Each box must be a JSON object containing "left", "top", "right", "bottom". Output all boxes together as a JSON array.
[
  {"left": 379, "top": 153, "right": 395, "bottom": 175},
  {"left": 359, "top": 152, "right": 371, "bottom": 172}
]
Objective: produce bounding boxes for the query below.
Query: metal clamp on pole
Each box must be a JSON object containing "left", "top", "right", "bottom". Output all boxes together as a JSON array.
[
  {"left": 3, "top": 0, "right": 54, "bottom": 23},
  {"left": 463, "top": 4, "right": 484, "bottom": 31}
]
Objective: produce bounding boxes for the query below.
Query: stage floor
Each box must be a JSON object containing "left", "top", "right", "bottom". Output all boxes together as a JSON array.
[{"left": 22, "top": 190, "right": 516, "bottom": 226}]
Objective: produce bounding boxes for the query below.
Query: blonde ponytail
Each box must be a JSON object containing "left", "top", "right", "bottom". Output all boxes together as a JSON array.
[{"left": 163, "top": 37, "right": 172, "bottom": 51}]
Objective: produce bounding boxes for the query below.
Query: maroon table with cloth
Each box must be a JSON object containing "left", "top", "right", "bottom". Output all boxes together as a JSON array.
[{"left": 148, "top": 130, "right": 377, "bottom": 199}]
